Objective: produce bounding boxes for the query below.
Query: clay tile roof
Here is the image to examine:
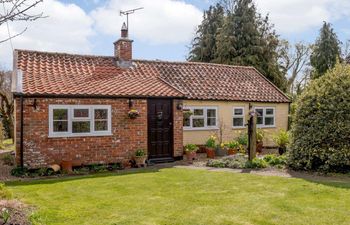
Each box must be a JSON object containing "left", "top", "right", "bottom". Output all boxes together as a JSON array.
[{"left": 14, "top": 49, "right": 290, "bottom": 103}]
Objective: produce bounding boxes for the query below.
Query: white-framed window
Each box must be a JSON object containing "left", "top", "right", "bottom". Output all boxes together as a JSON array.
[
  {"left": 183, "top": 106, "right": 218, "bottom": 130},
  {"left": 255, "top": 107, "right": 275, "bottom": 128},
  {"left": 233, "top": 107, "right": 245, "bottom": 128},
  {"left": 49, "top": 105, "right": 112, "bottom": 137}
]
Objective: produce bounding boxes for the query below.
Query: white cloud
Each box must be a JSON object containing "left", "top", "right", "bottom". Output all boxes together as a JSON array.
[
  {"left": 255, "top": 0, "right": 350, "bottom": 34},
  {"left": 0, "top": 0, "right": 94, "bottom": 68},
  {"left": 90, "top": 0, "right": 203, "bottom": 44}
]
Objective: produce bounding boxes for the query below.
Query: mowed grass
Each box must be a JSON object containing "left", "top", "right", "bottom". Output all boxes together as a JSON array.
[
  {"left": 1, "top": 139, "right": 15, "bottom": 151},
  {"left": 7, "top": 168, "right": 350, "bottom": 225}
]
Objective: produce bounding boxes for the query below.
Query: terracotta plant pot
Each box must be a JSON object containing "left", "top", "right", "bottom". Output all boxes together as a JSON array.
[
  {"left": 135, "top": 155, "right": 147, "bottom": 167},
  {"left": 227, "top": 148, "right": 237, "bottom": 155},
  {"left": 61, "top": 160, "right": 73, "bottom": 173},
  {"left": 256, "top": 141, "right": 263, "bottom": 154},
  {"left": 186, "top": 151, "right": 197, "bottom": 164},
  {"left": 206, "top": 147, "right": 215, "bottom": 159}
]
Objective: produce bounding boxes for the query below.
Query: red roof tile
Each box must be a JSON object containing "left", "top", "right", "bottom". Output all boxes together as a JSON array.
[{"left": 14, "top": 49, "right": 290, "bottom": 103}]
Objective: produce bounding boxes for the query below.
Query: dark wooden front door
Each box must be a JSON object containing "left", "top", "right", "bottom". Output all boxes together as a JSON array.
[{"left": 148, "top": 99, "right": 173, "bottom": 159}]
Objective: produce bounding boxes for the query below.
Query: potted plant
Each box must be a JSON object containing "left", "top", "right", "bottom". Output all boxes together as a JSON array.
[
  {"left": 128, "top": 109, "right": 139, "bottom": 119},
  {"left": 273, "top": 130, "right": 290, "bottom": 155},
  {"left": 216, "top": 142, "right": 228, "bottom": 156},
  {"left": 256, "top": 129, "right": 265, "bottom": 154},
  {"left": 134, "top": 149, "right": 147, "bottom": 166},
  {"left": 227, "top": 141, "right": 240, "bottom": 155},
  {"left": 184, "top": 144, "right": 198, "bottom": 163},
  {"left": 205, "top": 135, "right": 216, "bottom": 159}
]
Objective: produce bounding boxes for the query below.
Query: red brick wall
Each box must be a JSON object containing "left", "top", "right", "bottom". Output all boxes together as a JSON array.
[
  {"left": 15, "top": 97, "right": 184, "bottom": 168},
  {"left": 173, "top": 100, "right": 184, "bottom": 157}
]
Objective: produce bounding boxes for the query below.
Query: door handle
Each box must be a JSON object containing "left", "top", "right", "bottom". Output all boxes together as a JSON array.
[{"left": 169, "top": 122, "right": 173, "bottom": 126}]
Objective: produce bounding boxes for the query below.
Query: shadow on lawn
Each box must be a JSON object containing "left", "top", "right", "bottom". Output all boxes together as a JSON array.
[
  {"left": 286, "top": 170, "right": 350, "bottom": 190},
  {"left": 5, "top": 167, "right": 162, "bottom": 187},
  {"left": 239, "top": 168, "right": 350, "bottom": 189}
]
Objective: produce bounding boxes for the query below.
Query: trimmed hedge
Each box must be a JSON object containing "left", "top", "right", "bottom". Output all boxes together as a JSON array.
[{"left": 288, "top": 64, "right": 350, "bottom": 172}]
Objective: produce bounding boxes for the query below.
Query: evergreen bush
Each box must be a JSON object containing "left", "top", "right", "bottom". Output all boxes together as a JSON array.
[{"left": 288, "top": 64, "right": 350, "bottom": 172}]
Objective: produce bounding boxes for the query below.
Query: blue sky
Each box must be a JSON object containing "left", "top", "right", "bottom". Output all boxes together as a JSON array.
[{"left": 1, "top": 0, "right": 349, "bottom": 69}]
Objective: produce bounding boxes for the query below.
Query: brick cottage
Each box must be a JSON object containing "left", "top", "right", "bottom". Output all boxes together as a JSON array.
[{"left": 12, "top": 23, "right": 290, "bottom": 169}]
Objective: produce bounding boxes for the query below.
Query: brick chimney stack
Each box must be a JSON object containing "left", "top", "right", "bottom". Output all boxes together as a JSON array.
[{"left": 114, "top": 22, "right": 133, "bottom": 67}]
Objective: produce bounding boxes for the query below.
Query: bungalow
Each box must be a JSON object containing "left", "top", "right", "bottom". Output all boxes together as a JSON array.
[{"left": 11, "top": 24, "right": 290, "bottom": 168}]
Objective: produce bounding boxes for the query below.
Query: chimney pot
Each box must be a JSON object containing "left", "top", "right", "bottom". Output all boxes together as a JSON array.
[{"left": 114, "top": 22, "right": 133, "bottom": 67}]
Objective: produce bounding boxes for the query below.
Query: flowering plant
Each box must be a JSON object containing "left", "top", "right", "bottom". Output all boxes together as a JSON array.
[
  {"left": 128, "top": 109, "right": 139, "bottom": 119},
  {"left": 205, "top": 135, "right": 216, "bottom": 148}
]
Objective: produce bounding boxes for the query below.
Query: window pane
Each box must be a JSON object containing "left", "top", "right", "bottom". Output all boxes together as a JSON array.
[
  {"left": 234, "top": 108, "right": 243, "bottom": 115},
  {"left": 95, "top": 121, "right": 108, "bottom": 131},
  {"left": 193, "top": 118, "right": 204, "bottom": 127},
  {"left": 207, "top": 118, "right": 216, "bottom": 126},
  {"left": 74, "top": 109, "right": 89, "bottom": 118},
  {"left": 233, "top": 118, "right": 244, "bottom": 127},
  {"left": 265, "top": 117, "right": 274, "bottom": 126},
  {"left": 183, "top": 116, "right": 190, "bottom": 127},
  {"left": 53, "top": 109, "right": 68, "bottom": 120},
  {"left": 255, "top": 109, "right": 263, "bottom": 116},
  {"left": 53, "top": 121, "right": 68, "bottom": 132},
  {"left": 266, "top": 108, "right": 274, "bottom": 115},
  {"left": 257, "top": 116, "right": 263, "bottom": 125},
  {"left": 193, "top": 109, "right": 203, "bottom": 116},
  {"left": 207, "top": 109, "right": 216, "bottom": 117},
  {"left": 72, "top": 121, "right": 90, "bottom": 133},
  {"left": 95, "top": 109, "right": 108, "bottom": 120}
]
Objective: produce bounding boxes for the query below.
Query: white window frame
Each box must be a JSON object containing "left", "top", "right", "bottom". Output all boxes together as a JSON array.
[
  {"left": 49, "top": 105, "right": 112, "bottom": 138},
  {"left": 254, "top": 107, "right": 276, "bottom": 128},
  {"left": 232, "top": 107, "right": 245, "bottom": 129},
  {"left": 183, "top": 106, "right": 218, "bottom": 130}
]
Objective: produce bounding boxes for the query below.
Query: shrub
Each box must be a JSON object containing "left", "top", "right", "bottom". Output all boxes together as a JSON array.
[
  {"left": 184, "top": 144, "right": 199, "bottom": 153},
  {"left": 237, "top": 132, "right": 248, "bottom": 146},
  {"left": 11, "top": 167, "right": 29, "bottom": 177},
  {"left": 206, "top": 159, "right": 226, "bottom": 168},
  {"left": 289, "top": 64, "right": 350, "bottom": 172},
  {"left": 227, "top": 141, "right": 239, "bottom": 149},
  {"left": 273, "top": 130, "right": 290, "bottom": 148},
  {"left": 263, "top": 154, "right": 287, "bottom": 167},
  {"left": 245, "top": 158, "right": 268, "bottom": 169}
]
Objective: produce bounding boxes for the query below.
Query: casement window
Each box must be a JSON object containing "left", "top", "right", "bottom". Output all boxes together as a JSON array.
[
  {"left": 49, "top": 105, "right": 112, "bottom": 137},
  {"left": 183, "top": 106, "right": 218, "bottom": 130},
  {"left": 232, "top": 107, "right": 245, "bottom": 128},
  {"left": 255, "top": 107, "right": 275, "bottom": 127}
]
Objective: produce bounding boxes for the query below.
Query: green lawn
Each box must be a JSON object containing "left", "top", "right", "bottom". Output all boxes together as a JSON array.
[
  {"left": 6, "top": 168, "right": 350, "bottom": 225},
  {"left": 1, "top": 139, "right": 15, "bottom": 151}
]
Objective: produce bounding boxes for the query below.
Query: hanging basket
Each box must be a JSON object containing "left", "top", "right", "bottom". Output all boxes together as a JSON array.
[{"left": 128, "top": 109, "right": 140, "bottom": 119}]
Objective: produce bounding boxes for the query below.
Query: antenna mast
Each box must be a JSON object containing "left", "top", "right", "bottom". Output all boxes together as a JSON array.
[{"left": 120, "top": 7, "right": 144, "bottom": 30}]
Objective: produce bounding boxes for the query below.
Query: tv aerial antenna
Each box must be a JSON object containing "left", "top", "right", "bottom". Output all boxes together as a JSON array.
[{"left": 120, "top": 7, "right": 144, "bottom": 30}]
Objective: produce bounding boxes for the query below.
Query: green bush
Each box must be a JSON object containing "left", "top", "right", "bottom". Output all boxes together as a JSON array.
[
  {"left": 206, "top": 159, "right": 226, "bottom": 168},
  {"left": 184, "top": 144, "right": 199, "bottom": 153},
  {"left": 289, "top": 64, "right": 350, "bottom": 172},
  {"left": 263, "top": 154, "right": 287, "bottom": 167},
  {"left": 245, "top": 158, "right": 268, "bottom": 169}
]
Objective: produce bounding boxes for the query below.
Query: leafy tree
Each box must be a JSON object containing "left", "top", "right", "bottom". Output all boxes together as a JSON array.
[
  {"left": 288, "top": 63, "right": 350, "bottom": 172},
  {"left": 188, "top": 4, "right": 224, "bottom": 62},
  {"left": 310, "top": 22, "right": 341, "bottom": 79}
]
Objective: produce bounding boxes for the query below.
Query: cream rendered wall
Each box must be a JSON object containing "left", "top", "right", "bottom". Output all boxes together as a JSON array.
[{"left": 183, "top": 100, "right": 289, "bottom": 146}]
